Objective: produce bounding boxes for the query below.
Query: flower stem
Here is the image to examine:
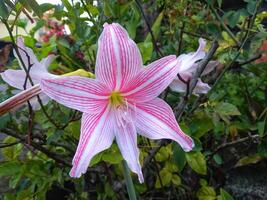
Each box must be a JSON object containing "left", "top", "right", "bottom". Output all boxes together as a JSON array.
[{"left": 122, "top": 160, "right": 137, "bottom": 200}]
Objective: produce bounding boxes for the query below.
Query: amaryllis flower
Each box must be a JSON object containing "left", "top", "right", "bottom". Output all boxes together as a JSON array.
[
  {"left": 40, "top": 23, "right": 194, "bottom": 182},
  {"left": 0, "top": 37, "right": 56, "bottom": 110},
  {"left": 170, "top": 38, "right": 218, "bottom": 94}
]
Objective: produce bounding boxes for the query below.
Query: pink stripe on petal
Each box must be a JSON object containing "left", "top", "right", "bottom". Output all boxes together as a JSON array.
[
  {"left": 70, "top": 106, "right": 114, "bottom": 177},
  {"left": 40, "top": 76, "right": 109, "bottom": 113},
  {"left": 122, "top": 55, "right": 179, "bottom": 102},
  {"left": 95, "top": 23, "right": 142, "bottom": 90},
  {"left": 134, "top": 98, "right": 194, "bottom": 152},
  {"left": 114, "top": 119, "right": 144, "bottom": 183}
]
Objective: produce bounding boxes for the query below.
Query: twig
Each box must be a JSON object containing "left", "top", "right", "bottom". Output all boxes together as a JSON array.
[
  {"left": 2, "top": 128, "right": 71, "bottom": 167},
  {"left": 0, "top": 141, "right": 20, "bottom": 148},
  {"left": 135, "top": 0, "right": 163, "bottom": 57},
  {"left": 208, "top": 3, "right": 240, "bottom": 47},
  {"left": 208, "top": 134, "right": 260, "bottom": 160}
]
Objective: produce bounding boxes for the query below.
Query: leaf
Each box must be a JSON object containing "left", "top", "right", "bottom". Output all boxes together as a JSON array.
[
  {"left": 235, "top": 154, "right": 262, "bottom": 167},
  {"left": 225, "top": 11, "right": 240, "bottom": 28},
  {"left": 197, "top": 186, "right": 216, "bottom": 200},
  {"left": 155, "top": 167, "right": 172, "bottom": 188},
  {"left": 171, "top": 174, "right": 181, "bottom": 186},
  {"left": 186, "top": 151, "right": 207, "bottom": 175},
  {"left": 145, "top": 11, "right": 164, "bottom": 43},
  {"left": 218, "top": 188, "right": 234, "bottom": 200},
  {"left": 0, "top": 161, "right": 21, "bottom": 177},
  {"left": 1, "top": 136, "right": 22, "bottom": 160},
  {"left": 18, "top": 0, "right": 42, "bottom": 18},
  {"left": 173, "top": 143, "right": 186, "bottom": 172},
  {"left": 190, "top": 112, "right": 214, "bottom": 138},
  {"left": 86, "top": 3, "right": 99, "bottom": 16},
  {"left": 0, "top": 0, "right": 8, "bottom": 19},
  {"left": 247, "top": 1, "right": 257, "bottom": 15},
  {"left": 213, "top": 154, "right": 223, "bottom": 165},
  {"left": 137, "top": 42, "right": 153, "bottom": 63},
  {"left": 215, "top": 102, "right": 241, "bottom": 116}
]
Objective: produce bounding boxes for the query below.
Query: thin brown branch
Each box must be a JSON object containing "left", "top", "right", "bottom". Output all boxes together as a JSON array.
[
  {"left": 2, "top": 128, "right": 71, "bottom": 167},
  {"left": 135, "top": 0, "right": 163, "bottom": 57}
]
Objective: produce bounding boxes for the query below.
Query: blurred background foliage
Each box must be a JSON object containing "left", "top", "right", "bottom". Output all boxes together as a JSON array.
[{"left": 0, "top": 0, "right": 267, "bottom": 199}]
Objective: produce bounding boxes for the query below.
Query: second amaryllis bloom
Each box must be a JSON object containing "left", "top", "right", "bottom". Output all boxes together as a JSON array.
[
  {"left": 170, "top": 38, "right": 219, "bottom": 94},
  {"left": 40, "top": 23, "right": 194, "bottom": 183}
]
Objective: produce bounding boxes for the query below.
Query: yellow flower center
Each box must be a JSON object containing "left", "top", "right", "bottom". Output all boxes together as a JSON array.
[{"left": 109, "top": 91, "right": 124, "bottom": 106}]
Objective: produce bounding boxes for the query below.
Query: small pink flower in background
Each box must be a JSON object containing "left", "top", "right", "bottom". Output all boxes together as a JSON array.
[
  {"left": 0, "top": 37, "right": 56, "bottom": 110},
  {"left": 170, "top": 38, "right": 219, "bottom": 94},
  {"left": 40, "top": 23, "right": 194, "bottom": 183}
]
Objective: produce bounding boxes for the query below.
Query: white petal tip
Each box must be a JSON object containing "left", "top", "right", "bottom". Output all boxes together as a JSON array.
[{"left": 103, "top": 22, "right": 109, "bottom": 27}]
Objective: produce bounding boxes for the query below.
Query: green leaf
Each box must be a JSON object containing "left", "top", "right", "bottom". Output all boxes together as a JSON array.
[
  {"left": 225, "top": 11, "right": 240, "bottom": 28},
  {"left": 0, "top": 0, "right": 8, "bottom": 19},
  {"left": 247, "top": 1, "right": 257, "bottom": 15},
  {"left": 215, "top": 102, "right": 241, "bottom": 116},
  {"left": 235, "top": 154, "right": 262, "bottom": 167},
  {"left": 155, "top": 167, "right": 172, "bottom": 188},
  {"left": 190, "top": 112, "right": 213, "bottom": 138},
  {"left": 197, "top": 186, "right": 216, "bottom": 200},
  {"left": 86, "top": 3, "right": 99, "bottom": 16},
  {"left": 186, "top": 151, "right": 207, "bottom": 175},
  {"left": 18, "top": 0, "right": 42, "bottom": 18},
  {"left": 138, "top": 42, "right": 153, "bottom": 63},
  {"left": 0, "top": 161, "right": 21, "bottom": 177},
  {"left": 173, "top": 143, "right": 186, "bottom": 172},
  {"left": 213, "top": 154, "right": 223, "bottom": 165},
  {"left": 1, "top": 136, "right": 22, "bottom": 160},
  {"left": 218, "top": 188, "right": 234, "bottom": 200},
  {"left": 145, "top": 12, "right": 164, "bottom": 43},
  {"left": 171, "top": 174, "right": 181, "bottom": 186}
]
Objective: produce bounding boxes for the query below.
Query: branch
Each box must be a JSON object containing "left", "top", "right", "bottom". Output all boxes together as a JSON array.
[
  {"left": 2, "top": 128, "right": 71, "bottom": 167},
  {"left": 135, "top": 0, "right": 163, "bottom": 57}
]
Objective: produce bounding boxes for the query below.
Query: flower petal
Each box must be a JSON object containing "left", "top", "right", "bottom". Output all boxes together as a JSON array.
[
  {"left": 70, "top": 106, "right": 114, "bottom": 177},
  {"left": 134, "top": 98, "right": 194, "bottom": 152},
  {"left": 1, "top": 69, "right": 40, "bottom": 90},
  {"left": 122, "top": 55, "right": 179, "bottom": 102},
  {"left": 95, "top": 23, "right": 142, "bottom": 90},
  {"left": 15, "top": 37, "right": 39, "bottom": 70},
  {"left": 114, "top": 120, "right": 144, "bottom": 183},
  {"left": 39, "top": 54, "right": 55, "bottom": 73},
  {"left": 193, "top": 79, "right": 211, "bottom": 94},
  {"left": 169, "top": 77, "right": 187, "bottom": 93},
  {"left": 28, "top": 93, "right": 50, "bottom": 110},
  {"left": 201, "top": 61, "right": 219, "bottom": 76},
  {"left": 178, "top": 38, "right": 206, "bottom": 73},
  {"left": 40, "top": 76, "right": 110, "bottom": 113}
]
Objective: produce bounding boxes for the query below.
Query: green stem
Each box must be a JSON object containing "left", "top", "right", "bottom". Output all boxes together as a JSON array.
[{"left": 122, "top": 160, "right": 137, "bottom": 200}]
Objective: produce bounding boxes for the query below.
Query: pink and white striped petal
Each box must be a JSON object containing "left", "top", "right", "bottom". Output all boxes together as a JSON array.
[
  {"left": 70, "top": 106, "right": 115, "bottom": 177},
  {"left": 40, "top": 76, "right": 110, "bottom": 113},
  {"left": 115, "top": 120, "right": 144, "bottom": 183},
  {"left": 95, "top": 23, "right": 142, "bottom": 91},
  {"left": 122, "top": 55, "right": 179, "bottom": 102},
  {"left": 177, "top": 38, "right": 206, "bottom": 73},
  {"left": 134, "top": 98, "right": 194, "bottom": 152}
]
